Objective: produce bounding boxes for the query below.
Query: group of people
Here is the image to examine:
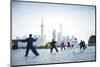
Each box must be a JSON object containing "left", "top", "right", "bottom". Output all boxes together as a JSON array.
[{"left": 20, "top": 34, "right": 87, "bottom": 57}]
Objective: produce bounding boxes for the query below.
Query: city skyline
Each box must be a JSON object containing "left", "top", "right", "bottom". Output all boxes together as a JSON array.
[{"left": 12, "top": 1, "right": 95, "bottom": 44}]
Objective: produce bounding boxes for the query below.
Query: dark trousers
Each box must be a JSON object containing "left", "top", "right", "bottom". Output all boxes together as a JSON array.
[
  {"left": 50, "top": 46, "right": 58, "bottom": 53},
  {"left": 80, "top": 45, "right": 86, "bottom": 50},
  {"left": 25, "top": 46, "right": 39, "bottom": 56},
  {"left": 61, "top": 46, "right": 66, "bottom": 50}
]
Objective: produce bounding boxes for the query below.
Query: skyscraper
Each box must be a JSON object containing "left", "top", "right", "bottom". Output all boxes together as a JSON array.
[
  {"left": 59, "top": 23, "right": 62, "bottom": 43},
  {"left": 52, "top": 29, "right": 56, "bottom": 41},
  {"left": 38, "top": 17, "right": 46, "bottom": 46},
  {"left": 41, "top": 17, "right": 44, "bottom": 40}
]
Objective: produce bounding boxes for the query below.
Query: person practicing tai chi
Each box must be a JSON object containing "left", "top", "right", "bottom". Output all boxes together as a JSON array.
[
  {"left": 21, "top": 34, "right": 39, "bottom": 57},
  {"left": 60, "top": 41, "right": 66, "bottom": 50},
  {"left": 50, "top": 39, "right": 59, "bottom": 53},
  {"left": 79, "top": 40, "right": 87, "bottom": 50},
  {"left": 67, "top": 42, "right": 71, "bottom": 49},
  {"left": 72, "top": 38, "right": 81, "bottom": 54}
]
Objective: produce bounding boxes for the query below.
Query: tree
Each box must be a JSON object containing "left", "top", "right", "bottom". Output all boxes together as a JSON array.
[{"left": 88, "top": 35, "right": 96, "bottom": 46}]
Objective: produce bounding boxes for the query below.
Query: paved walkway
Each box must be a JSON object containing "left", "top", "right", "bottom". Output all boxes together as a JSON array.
[{"left": 11, "top": 46, "right": 96, "bottom": 66}]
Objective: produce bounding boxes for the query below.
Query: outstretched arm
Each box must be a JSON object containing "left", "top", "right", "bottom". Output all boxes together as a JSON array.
[
  {"left": 33, "top": 38, "right": 38, "bottom": 42},
  {"left": 46, "top": 42, "right": 51, "bottom": 48},
  {"left": 21, "top": 39, "right": 27, "bottom": 42},
  {"left": 54, "top": 41, "right": 57, "bottom": 44},
  {"left": 46, "top": 43, "right": 48, "bottom": 48}
]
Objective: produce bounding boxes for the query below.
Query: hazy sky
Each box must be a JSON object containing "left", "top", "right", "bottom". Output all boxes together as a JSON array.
[{"left": 12, "top": 1, "right": 95, "bottom": 43}]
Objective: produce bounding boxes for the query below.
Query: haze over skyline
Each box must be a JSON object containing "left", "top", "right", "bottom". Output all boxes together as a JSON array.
[{"left": 12, "top": 1, "right": 95, "bottom": 43}]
